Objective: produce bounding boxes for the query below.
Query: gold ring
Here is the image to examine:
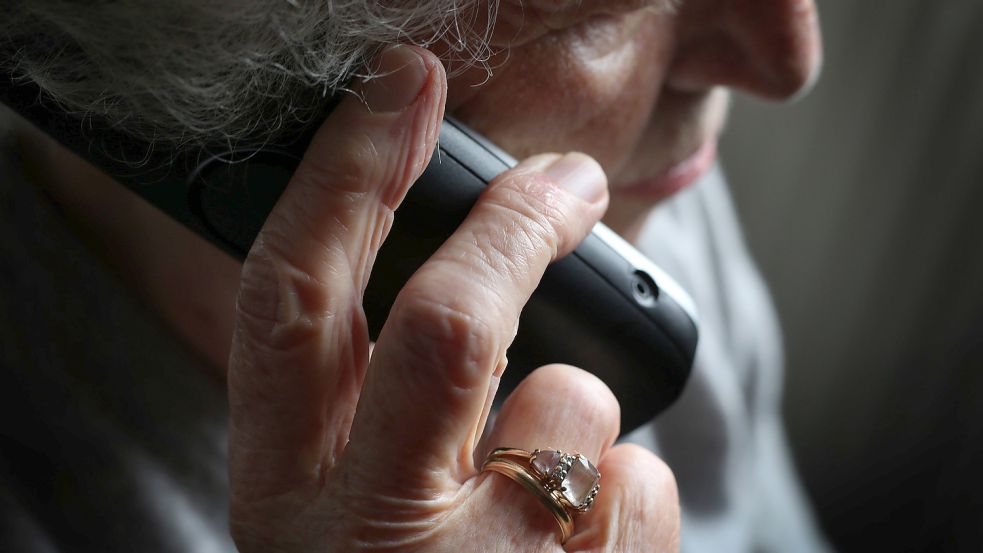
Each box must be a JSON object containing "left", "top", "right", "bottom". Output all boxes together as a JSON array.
[{"left": 481, "top": 448, "right": 601, "bottom": 543}]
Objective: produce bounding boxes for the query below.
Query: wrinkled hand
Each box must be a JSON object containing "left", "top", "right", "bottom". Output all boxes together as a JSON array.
[{"left": 228, "top": 45, "right": 680, "bottom": 552}]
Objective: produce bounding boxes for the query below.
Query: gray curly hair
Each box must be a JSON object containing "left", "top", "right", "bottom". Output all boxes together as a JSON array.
[{"left": 1, "top": 0, "right": 498, "bottom": 150}]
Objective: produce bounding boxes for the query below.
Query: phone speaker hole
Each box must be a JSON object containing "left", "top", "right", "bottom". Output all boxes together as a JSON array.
[{"left": 631, "top": 271, "right": 659, "bottom": 306}]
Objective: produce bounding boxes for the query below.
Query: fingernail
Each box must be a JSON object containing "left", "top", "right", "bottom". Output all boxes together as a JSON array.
[
  {"left": 494, "top": 354, "right": 508, "bottom": 378},
  {"left": 544, "top": 153, "right": 607, "bottom": 204},
  {"left": 362, "top": 46, "right": 430, "bottom": 113}
]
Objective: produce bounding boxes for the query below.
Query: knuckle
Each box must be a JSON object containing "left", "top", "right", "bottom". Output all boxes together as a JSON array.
[
  {"left": 296, "top": 127, "right": 425, "bottom": 212},
  {"left": 296, "top": 130, "right": 379, "bottom": 197},
  {"left": 388, "top": 287, "right": 499, "bottom": 391},
  {"left": 235, "top": 240, "right": 346, "bottom": 353},
  {"left": 485, "top": 171, "right": 574, "bottom": 260},
  {"left": 451, "top": 225, "right": 540, "bottom": 302}
]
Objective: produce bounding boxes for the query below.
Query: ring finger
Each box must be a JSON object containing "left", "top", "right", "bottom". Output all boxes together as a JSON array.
[{"left": 473, "top": 364, "right": 621, "bottom": 548}]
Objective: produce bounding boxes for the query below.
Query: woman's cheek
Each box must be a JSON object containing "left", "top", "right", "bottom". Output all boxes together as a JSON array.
[{"left": 451, "top": 10, "right": 674, "bottom": 173}]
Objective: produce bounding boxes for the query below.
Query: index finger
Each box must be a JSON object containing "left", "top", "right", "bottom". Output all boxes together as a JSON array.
[{"left": 228, "top": 46, "right": 445, "bottom": 503}]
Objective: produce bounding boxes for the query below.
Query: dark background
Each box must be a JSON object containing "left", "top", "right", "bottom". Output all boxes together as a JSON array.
[{"left": 721, "top": 1, "right": 983, "bottom": 550}]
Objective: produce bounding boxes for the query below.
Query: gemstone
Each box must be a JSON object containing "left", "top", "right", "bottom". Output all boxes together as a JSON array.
[
  {"left": 532, "top": 450, "right": 562, "bottom": 477},
  {"left": 560, "top": 455, "right": 600, "bottom": 508}
]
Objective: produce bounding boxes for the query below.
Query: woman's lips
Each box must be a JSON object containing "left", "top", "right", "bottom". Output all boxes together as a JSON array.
[{"left": 615, "top": 139, "right": 717, "bottom": 201}]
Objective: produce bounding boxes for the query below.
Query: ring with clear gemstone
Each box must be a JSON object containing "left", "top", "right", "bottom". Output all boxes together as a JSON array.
[
  {"left": 482, "top": 447, "right": 603, "bottom": 543},
  {"left": 531, "top": 449, "right": 601, "bottom": 512}
]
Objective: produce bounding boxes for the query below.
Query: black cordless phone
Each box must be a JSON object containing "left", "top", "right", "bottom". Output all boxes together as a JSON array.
[{"left": 1, "top": 73, "right": 698, "bottom": 432}]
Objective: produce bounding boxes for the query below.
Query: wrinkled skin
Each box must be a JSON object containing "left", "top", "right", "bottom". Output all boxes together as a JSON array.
[
  {"left": 451, "top": 0, "right": 821, "bottom": 234},
  {"left": 227, "top": 1, "right": 820, "bottom": 550},
  {"left": 27, "top": 0, "right": 821, "bottom": 550},
  {"left": 227, "top": 47, "right": 680, "bottom": 551}
]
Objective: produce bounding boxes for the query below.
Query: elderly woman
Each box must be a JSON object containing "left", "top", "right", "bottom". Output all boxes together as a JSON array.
[{"left": 0, "top": 0, "right": 823, "bottom": 551}]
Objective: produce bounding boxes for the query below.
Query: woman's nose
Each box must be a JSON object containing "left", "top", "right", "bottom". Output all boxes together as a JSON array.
[{"left": 669, "top": 0, "right": 823, "bottom": 100}]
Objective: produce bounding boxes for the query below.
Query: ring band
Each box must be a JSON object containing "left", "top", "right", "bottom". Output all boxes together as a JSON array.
[{"left": 481, "top": 448, "right": 601, "bottom": 543}]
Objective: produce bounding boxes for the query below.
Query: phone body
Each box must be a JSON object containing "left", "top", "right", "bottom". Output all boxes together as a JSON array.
[{"left": 1, "top": 72, "right": 698, "bottom": 432}]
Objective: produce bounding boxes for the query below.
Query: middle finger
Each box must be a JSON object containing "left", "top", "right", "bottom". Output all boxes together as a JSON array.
[{"left": 343, "top": 153, "right": 608, "bottom": 494}]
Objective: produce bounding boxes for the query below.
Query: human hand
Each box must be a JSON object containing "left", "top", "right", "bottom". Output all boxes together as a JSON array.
[{"left": 227, "top": 45, "right": 680, "bottom": 552}]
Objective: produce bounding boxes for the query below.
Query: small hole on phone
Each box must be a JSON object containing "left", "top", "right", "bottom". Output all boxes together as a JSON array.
[{"left": 631, "top": 271, "right": 659, "bottom": 306}]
